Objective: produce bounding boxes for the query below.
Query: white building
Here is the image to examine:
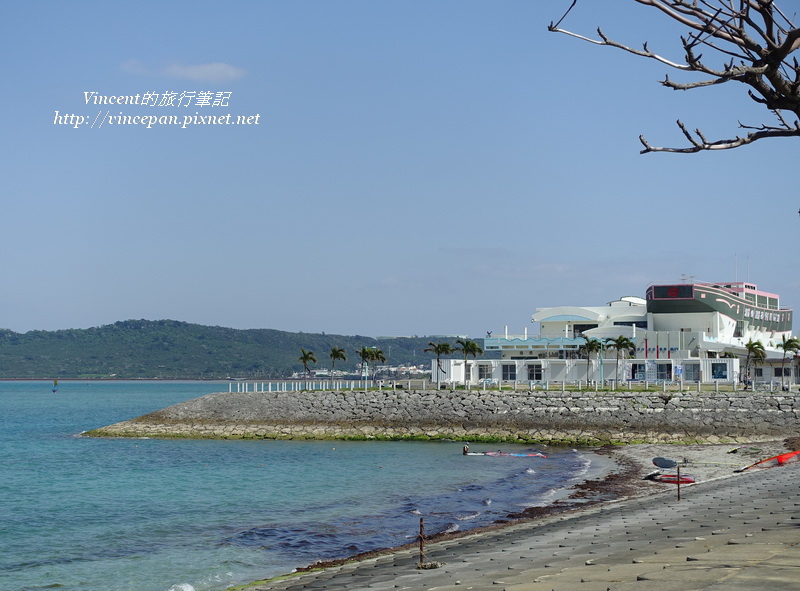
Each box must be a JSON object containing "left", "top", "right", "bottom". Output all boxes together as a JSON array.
[{"left": 433, "top": 281, "right": 796, "bottom": 387}]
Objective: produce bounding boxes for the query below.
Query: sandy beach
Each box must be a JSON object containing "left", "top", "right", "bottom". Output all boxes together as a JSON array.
[{"left": 233, "top": 438, "right": 800, "bottom": 590}]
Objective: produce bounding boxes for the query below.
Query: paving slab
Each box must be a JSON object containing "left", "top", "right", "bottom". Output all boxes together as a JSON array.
[
  {"left": 606, "top": 581, "right": 720, "bottom": 591},
  {"left": 635, "top": 564, "right": 744, "bottom": 583},
  {"left": 702, "top": 565, "right": 800, "bottom": 590}
]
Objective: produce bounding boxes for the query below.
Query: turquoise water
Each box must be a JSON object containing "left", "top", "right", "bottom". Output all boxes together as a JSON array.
[{"left": 0, "top": 381, "right": 600, "bottom": 591}]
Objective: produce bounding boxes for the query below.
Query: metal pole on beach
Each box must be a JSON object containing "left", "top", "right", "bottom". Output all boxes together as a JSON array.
[{"left": 418, "top": 517, "right": 425, "bottom": 566}]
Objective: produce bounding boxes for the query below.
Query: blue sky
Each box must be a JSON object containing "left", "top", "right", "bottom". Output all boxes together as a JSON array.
[{"left": 2, "top": 1, "right": 797, "bottom": 338}]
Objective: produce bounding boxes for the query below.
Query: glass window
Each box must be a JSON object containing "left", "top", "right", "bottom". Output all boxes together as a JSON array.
[
  {"left": 683, "top": 364, "right": 700, "bottom": 381},
  {"left": 657, "top": 363, "right": 672, "bottom": 380},
  {"left": 502, "top": 364, "right": 517, "bottom": 381},
  {"left": 573, "top": 324, "right": 598, "bottom": 336},
  {"left": 478, "top": 365, "right": 492, "bottom": 380},
  {"left": 652, "top": 285, "right": 693, "bottom": 299},
  {"left": 711, "top": 363, "right": 728, "bottom": 379},
  {"left": 527, "top": 365, "right": 542, "bottom": 381}
]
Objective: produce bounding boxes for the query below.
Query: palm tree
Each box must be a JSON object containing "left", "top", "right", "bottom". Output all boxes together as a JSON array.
[
  {"left": 453, "top": 338, "right": 483, "bottom": 386},
  {"left": 357, "top": 346, "right": 372, "bottom": 381},
  {"left": 370, "top": 348, "right": 386, "bottom": 380},
  {"left": 298, "top": 348, "right": 317, "bottom": 377},
  {"left": 776, "top": 336, "right": 800, "bottom": 390},
  {"left": 329, "top": 346, "right": 346, "bottom": 378},
  {"left": 743, "top": 339, "right": 766, "bottom": 389},
  {"left": 579, "top": 336, "right": 602, "bottom": 383},
  {"left": 753, "top": 347, "right": 767, "bottom": 384},
  {"left": 795, "top": 352, "right": 800, "bottom": 388},
  {"left": 604, "top": 336, "right": 635, "bottom": 382},
  {"left": 424, "top": 341, "right": 452, "bottom": 388},
  {"left": 354, "top": 347, "right": 386, "bottom": 382}
]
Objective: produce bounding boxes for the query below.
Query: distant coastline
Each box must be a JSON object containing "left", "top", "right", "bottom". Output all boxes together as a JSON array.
[
  {"left": 0, "top": 377, "right": 233, "bottom": 381},
  {"left": 0, "top": 320, "right": 446, "bottom": 379}
]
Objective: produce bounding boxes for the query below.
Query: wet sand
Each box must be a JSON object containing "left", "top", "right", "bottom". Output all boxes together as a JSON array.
[{"left": 231, "top": 438, "right": 800, "bottom": 590}]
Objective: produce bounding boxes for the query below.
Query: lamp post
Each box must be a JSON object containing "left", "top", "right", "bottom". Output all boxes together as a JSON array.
[{"left": 599, "top": 340, "right": 604, "bottom": 386}]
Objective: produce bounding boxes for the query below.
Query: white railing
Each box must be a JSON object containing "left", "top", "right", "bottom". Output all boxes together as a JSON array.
[{"left": 227, "top": 379, "right": 430, "bottom": 393}]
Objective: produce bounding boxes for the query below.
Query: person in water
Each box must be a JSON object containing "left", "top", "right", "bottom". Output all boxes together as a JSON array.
[{"left": 463, "top": 444, "right": 469, "bottom": 455}]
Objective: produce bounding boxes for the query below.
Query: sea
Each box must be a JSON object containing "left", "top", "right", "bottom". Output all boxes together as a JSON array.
[{"left": 0, "top": 381, "right": 606, "bottom": 591}]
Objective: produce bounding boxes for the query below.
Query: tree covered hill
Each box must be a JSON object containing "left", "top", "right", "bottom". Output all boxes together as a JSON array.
[{"left": 0, "top": 320, "right": 476, "bottom": 379}]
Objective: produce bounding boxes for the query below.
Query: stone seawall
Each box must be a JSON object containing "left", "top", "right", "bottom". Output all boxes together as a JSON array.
[{"left": 84, "top": 389, "right": 800, "bottom": 444}]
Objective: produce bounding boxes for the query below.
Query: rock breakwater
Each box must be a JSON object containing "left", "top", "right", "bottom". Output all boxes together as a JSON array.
[{"left": 84, "top": 389, "right": 800, "bottom": 444}]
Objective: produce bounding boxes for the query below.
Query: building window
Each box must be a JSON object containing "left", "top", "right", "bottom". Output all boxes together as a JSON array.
[
  {"left": 711, "top": 363, "right": 728, "bottom": 379},
  {"left": 478, "top": 365, "right": 492, "bottom": 380},
  {"left": 502, "top": 364, "right": 517, "bottom": 381},
  {"left": 657, "top": 363, "right": 672, "bottom": 380},
  {"left": 683, "top": 364, "right": 700, "bottom": 381},
  {"left": 774, "top": 367, "right": 791, "bottom": 377},
  {"left": 755, "top": 367, "right": 763, "bottom": 377},
  {"left": 573, "top": 323, "right": 598, "bottom": 336},
  {"left": 613, "top": 321, "right": 647, "bottom": 329},
  {"left": 527, "top": 365, "right": 542, "bottom": 381}
]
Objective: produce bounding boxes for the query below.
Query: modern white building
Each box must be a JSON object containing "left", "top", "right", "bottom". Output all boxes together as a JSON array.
[{"left": 433, "top": 281, "right": 796, "bottom": 387}]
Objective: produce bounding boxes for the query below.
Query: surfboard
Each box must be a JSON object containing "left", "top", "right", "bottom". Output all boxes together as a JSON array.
[
  {"left": 465, "top": 451, "right": 546, "bottom": 458},
  {"left": 652, "top": 472, "right": 695, "bottom": 484}
]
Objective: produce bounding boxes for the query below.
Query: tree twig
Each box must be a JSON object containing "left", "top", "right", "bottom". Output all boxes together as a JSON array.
[{"left": 550, "top": 0, "right": 800, "bottom": 153}]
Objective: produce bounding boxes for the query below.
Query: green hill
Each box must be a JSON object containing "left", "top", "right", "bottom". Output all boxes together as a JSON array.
[{"left": 0, "top": 320, "right": 488, "bottom": 379}]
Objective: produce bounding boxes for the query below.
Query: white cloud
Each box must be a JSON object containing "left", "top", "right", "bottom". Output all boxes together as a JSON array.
[
  {"left": 120, "top": 60, "right": 246, "bottom": 83},
  {"left": 162, "top": 62, "right": 246, "bottom": 83},
  {"left": 120, "top": 59, "right": 149, "bottom": 75}
]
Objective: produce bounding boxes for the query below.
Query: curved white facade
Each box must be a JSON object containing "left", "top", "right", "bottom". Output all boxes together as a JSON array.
[{"left": 434, "top": 283, "right": 796, "bottom": 387}]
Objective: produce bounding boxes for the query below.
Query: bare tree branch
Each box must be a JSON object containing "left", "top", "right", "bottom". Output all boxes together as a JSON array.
[
  {"left": 550, "top": 0, "right": 800, "bottom": 153},
  {"left": 639, "top": 117, "right": 800, "bottom": 153}
]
